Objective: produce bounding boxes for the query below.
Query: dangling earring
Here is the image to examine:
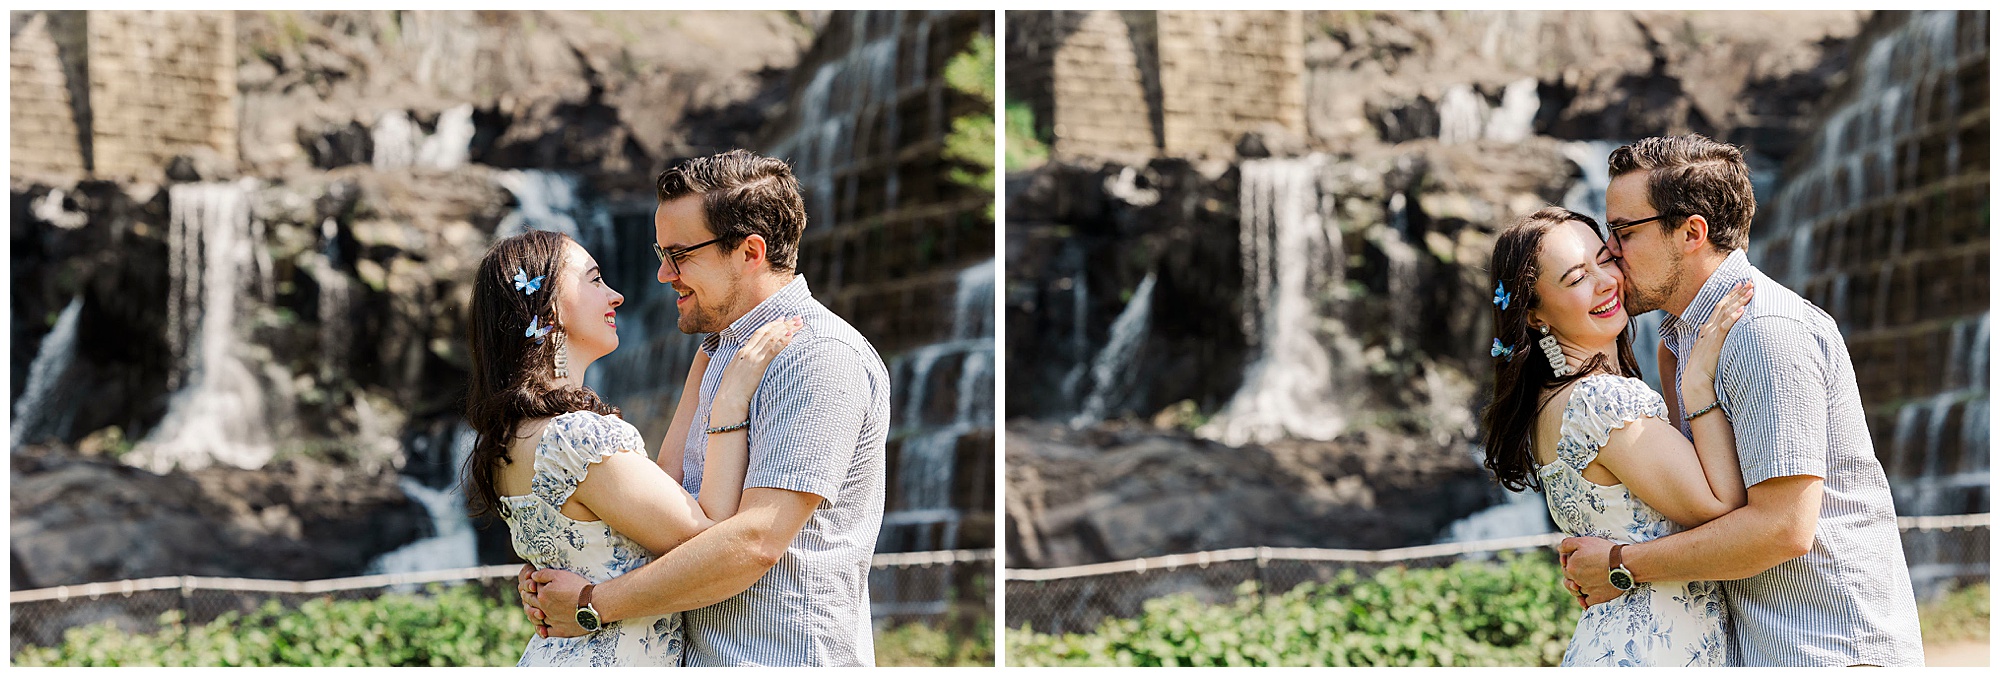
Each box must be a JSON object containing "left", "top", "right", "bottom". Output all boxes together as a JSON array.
[
  {"left": 551, "top": 329, "right": 570, "bottom": 380},
  {"left": 1539, "top": 324, "right": 1570, "bottom": 378}
]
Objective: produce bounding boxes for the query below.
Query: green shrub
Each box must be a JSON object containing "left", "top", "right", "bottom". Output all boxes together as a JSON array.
[
  {"left": 1008, "top": 553, "right": 1581, "bottom": 666},
  {"left": 14, "top": 584, "right": 537, "bottom": 667},
  {"left": 1919, "top": 582, "right": 1990, "bottom": 644},
  {"left": 875, "top": 614, "right": 995, "bottom": 666}
]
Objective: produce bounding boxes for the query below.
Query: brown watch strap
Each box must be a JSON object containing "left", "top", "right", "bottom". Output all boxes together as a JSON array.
[
  {"left": 1610, "top": 543, "right": 1627, "bottom": 572},
  {"left": 578, "top": 583, "right": 595, "bottom": 611}
]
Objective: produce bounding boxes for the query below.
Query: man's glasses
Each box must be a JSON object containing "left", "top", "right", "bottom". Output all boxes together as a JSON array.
[
  {"left": 652, "top": 238, "right": 722, "bottom": 276},
  {"left": 1606, "top": 213, "right": 1677, "bottom": 236}
]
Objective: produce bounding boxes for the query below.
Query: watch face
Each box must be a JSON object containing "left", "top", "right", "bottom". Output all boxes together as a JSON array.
[
  {"left": 576, "top": 607, "right": 602, "bottom": 632},
  {"left": 1609, "top": 568, "right": 1635, "bottom": 591}
]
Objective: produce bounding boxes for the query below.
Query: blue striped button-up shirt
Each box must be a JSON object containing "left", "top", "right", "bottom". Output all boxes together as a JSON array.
[
  {"left": 680, "top": 275, "right": 891, "bottom": 666},
  {"left": 1662, "top": 250, "right": 1923, "bottom": 666}
]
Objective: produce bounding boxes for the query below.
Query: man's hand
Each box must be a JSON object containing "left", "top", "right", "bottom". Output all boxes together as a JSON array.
[
  {"left": 1558, "top": 536, "right": 1627, "bottom": 608},
  {"left": 531, "top": 568, "right": 591, "bottom": 638},
  {"left": 517, "top": 564, "right": 550, "bottom": 638}
]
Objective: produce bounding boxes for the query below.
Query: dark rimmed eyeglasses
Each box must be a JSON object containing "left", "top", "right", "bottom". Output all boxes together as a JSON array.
[
  {"left": 1606, "top": 213, "right": 1678, "bottom": 236},
  {"left": 652, "top": 238, "right": 722, "bottom": 276}
]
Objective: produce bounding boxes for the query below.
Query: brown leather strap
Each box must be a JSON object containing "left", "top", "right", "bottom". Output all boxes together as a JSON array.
[
  {"left": 1610, "top": 543, "right": 1627, "bottom": 572},
  {"left": 578, "top": 583, "right": 595, "bottom": 610}
]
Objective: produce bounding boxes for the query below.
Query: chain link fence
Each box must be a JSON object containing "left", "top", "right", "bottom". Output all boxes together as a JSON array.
[
  {"left": 1006, "top": 515, "right": 1989, "bottom": 635},
  {"left": 11, "top": 549, "right": 994, "bottom": 659}
]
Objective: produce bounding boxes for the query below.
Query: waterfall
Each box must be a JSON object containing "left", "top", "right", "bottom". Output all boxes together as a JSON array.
[
  {"left": 371, "top": 110, "right": 419, "bottom": 170},
  {"left": 415, "top": 104, "right": 475, "bottom": 170},
  {"left": 880, "top": 261, "right": 996, "bottom": 553},
  {"left": 11, "top": 296, "right": 84, "bottom": 448},
  {"left": 1439, "top": 79, "right": 1539, "bottom": 144},
  {"left": 373, "top": 105, "right": 476, "bottom": 171},
  {"left": 494, "top": 169, "right": 611, "bottom": 249},
  {"left": 766, "top": 11, "right": 931, "bottom": 231},
  {"left": 1200, "top": 155, "right": 1359, "bottom": 445},
  {"left": 1560, "top": 140, "right": 1623, "bottom": 225},
  {"left": 367, "top": 423, "right": 480, "bottom": 575},
  {"left": 131, "top": 181, "right": 278, "bottom": 474},
  {"left": 1070, "top": 272, "right": 1156, "bottom": 427}
]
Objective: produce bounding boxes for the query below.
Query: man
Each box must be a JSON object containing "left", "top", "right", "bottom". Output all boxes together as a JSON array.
[
  {"left": 1559, "top": 134, "right": 1923, "bottom": 666},
  {"left": 520, "top": 150, "right": 891, "bottom": 666}
]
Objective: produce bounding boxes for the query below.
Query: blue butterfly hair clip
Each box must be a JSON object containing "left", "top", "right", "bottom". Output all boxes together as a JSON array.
[
  {"left": 525, "top": 315, "right": 553, "bottom": 344},
  {"left": 513, "top": 268, "right": 546, "bottom": 295},
  {"left": 1491, "top": 338, "right": 1515, "bottom": 361},
  {"left": 1492, "top": 281, "right": 1512, "bottom": 310}
]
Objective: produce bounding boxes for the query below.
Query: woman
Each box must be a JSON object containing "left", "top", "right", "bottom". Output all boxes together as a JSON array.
[
  {"left": 463, "top": 229, "right": 799, "bottom": 666},
  {"left": 1480, "top": 207, "right": 1754, "bottom": 666}
]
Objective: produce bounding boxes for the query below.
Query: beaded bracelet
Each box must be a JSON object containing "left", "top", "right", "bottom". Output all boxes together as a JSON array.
[
  {"left": 705, "top": 420, "right": 749, "bottom": 435},
  {"left": 1683, "top": 399, "right": 1724, "bottom": 422}
]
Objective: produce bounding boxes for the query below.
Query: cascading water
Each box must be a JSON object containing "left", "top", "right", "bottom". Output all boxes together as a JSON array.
[
  {"left": 881, "top": 260, "right": 995, "bottom": 553},
  {"left": 367, "top": 423, "right": 480, "bottom": 575},
  {"left": 1439, "top": 78, "right": 1539, "bottom": 145},
  {"left": 1070, "top": 272, "right": 1156, "bottom": 427},
  {"left": 766, "top": 12, "right": 930, "bottom": 231},
  {"left": 874, "top": 260, "right": 995, "bottom": 616},
  {"left": 11, "top": 296, "right": 84, "bottom": 448},
  {"left": 373, "top": 104, "right": 476, "bottom": 172},
  {"left": 493, "top": 169, "right": 609, "bottom": 247},
  {"left": 1199, "top": 154, "right": 1361, "bottom": 445},
  {"left": 131, "top": 181, "right": 278, "bottom": 474}
]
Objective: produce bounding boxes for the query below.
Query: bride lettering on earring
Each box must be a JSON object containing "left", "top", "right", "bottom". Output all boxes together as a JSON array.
[{"left": 1539, "top": 324, "right": 1570, "bottom": 378}]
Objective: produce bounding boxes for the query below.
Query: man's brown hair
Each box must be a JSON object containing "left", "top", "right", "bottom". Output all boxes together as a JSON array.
[
  {"left": 1607, "top": 134, "right": 1757, "bottom": 252},
  {"left": 657, "top": 150, "right": 808, "bottom": 272}
]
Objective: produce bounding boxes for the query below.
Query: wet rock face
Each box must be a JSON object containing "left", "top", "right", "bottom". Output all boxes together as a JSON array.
[
  {"left": 1006, "top": 421, "right": 1496, "bottom": 568},
  {"left": 1303, "top": 10, "right": 1867, "bottom": 154},
  {"left": 9, "top": 446, "right": 427, "bottom": 589}
]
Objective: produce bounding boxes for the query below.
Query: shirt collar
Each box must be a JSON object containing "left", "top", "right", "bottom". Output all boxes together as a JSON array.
[
  {"left": 1663, "top": 249, "right": 1752, "bottom": 341},
  {"left": 701, "top": 275, "right": 809, "bottom": 355}
]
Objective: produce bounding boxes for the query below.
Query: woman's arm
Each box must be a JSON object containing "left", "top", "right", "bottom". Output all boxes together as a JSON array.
[
  {"left": 695, "top": 317, "right": 802, "bottom": 520},
  {"left": 656, "top": 351, "right": 712, "bottom": 483},
  {"left": 1596, "top": 282, "right": 1753, "bottom": 528}
]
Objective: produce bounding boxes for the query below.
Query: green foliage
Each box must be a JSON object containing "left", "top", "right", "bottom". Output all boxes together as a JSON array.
[
  {"left": 1008, "top": 554, "right": 1581, "bottom": 667},
  {"left": 875, "top": 614, "right": 995, "bottom": 666},
  {"left": 1919, "top": 582, "right": 1990, "bottom": 644},
  {"left": 14, "top": 584, "right": 536, "bottom": 667},
  {"left": 1005, "top": 100, "right": 1050, "bottom": 172},
  {"left": 15, "top": 582, "right": 996, "bottom": 667},
  {"left": 942, "top": 34, "right": 996, "bottom": 219}
]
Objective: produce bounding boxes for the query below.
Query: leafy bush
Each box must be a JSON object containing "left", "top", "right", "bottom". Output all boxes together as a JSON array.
[
  {"left": 14, "top": 582, "right": 993, "bottom": 667},
  {"left": 13, "top": 584, "right": 536, "bottom": 667},
  {"left": 1919, "top": 582, "right": 1990, "bottom": 644},
  {"left": 1008, "top": 554, "right": 1581, "bottom": 666},
  {"left": 875, "top": 613, "right": 995, "bottom": 666}
]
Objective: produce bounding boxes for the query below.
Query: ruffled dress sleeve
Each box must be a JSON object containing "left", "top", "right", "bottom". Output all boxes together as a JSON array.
[
  {"left": 1555, "top": 375, "right": 1669, "bottom": 474},
  {"left": 530, "top": 411, "right": 648, "bottom": 510}
]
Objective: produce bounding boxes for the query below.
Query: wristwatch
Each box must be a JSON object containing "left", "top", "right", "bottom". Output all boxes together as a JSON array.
[
  {"left": 1607, "top": 544, "right": 1636, "bottom": 592},
  {"left": 575, "top": 583, "right": 603, "bottom": 632}
]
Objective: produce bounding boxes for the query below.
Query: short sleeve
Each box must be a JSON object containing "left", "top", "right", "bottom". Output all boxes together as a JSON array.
[
  {"left": 531, "top": 411, "right": 646, "bottom": 509},
  {"left": 1717, "top": 317, "right": 1830, "bottom": 485},
  {"left": 1558, "top": 375, "right": 1668, "bottom": 472},
  {"left": 742, "top": 335, "right": 877, "bottom": 505}
]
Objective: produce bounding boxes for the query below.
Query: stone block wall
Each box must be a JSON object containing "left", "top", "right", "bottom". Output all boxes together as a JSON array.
[
  {"left": 1754, "top": 10, "right": 1989, "bottom": 515},
  {"left": 1154, "top": 11, "right": 1305, "bottom": 158},
  {"left": 8, "top": 10, "right": 236, "bottom": 183},
  {"left": 10, "top": 11, "right": 90, "bottom": 181},
  {"left": 1007, "top": 10, "right": 1304, "bottom": 163}
]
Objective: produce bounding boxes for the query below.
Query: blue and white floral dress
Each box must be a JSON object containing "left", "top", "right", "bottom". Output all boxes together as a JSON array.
[
  {"left": 1540, "top": 375, "right": 1728, "bottom": 667},
  {"left": 500, "top": 411, "right": 684, "bottom": 667}
]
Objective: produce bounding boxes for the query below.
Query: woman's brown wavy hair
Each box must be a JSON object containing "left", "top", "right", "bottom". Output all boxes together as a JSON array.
[
  {"left": 461, "top": 229, "right": 619, "bottom": 520},
  {"left": 1479, "top": 207, "right": 1640, "bottom": 492}
]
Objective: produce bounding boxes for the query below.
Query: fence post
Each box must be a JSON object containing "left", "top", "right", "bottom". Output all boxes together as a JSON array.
[{"left": 179, "top": 576, "right": 194, "bottom": 650}]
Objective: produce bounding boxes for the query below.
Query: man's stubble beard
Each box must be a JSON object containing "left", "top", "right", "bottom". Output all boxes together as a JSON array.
[
  {"left": 1622, "top": 249, "right": 1685, "bottom": 316},
  {"left": 675, "top": 270, "right": 746, "bottom": 335}
]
